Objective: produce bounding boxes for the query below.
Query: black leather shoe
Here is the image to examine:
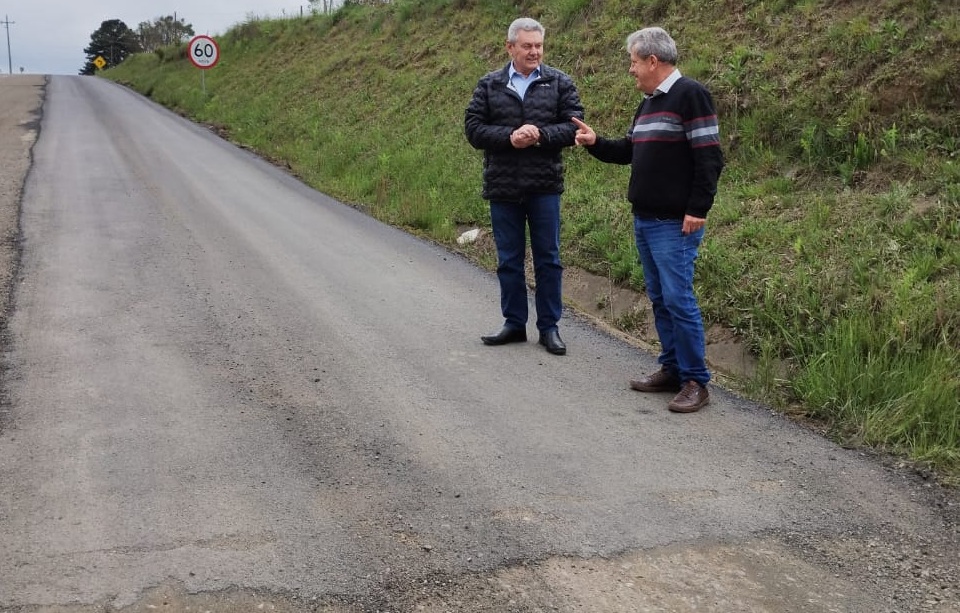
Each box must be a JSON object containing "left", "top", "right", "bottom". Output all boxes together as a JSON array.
[
  {"left": 481, "top": 326, "right": 527, "bottom": 346},
  {"left": 538, "top": 329, "right": 566, "bottom": 355}
]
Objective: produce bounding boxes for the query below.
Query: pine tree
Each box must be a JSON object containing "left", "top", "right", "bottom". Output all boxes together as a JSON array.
[{"left": 80, "top": 20, "right": 142, "bottom": 75}]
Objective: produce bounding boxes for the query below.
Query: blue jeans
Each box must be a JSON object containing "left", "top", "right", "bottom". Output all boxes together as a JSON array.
[
  {"left": 634, "top": 216, "right": 710, "bottom": 385},
  {"left": 489, "top": 195, "right": 562, "bottom": 333}
]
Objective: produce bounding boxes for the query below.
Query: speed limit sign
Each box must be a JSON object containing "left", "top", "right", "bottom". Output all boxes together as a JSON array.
[{"left": 188, "top": 35, "right": 220, "bottom": 69}]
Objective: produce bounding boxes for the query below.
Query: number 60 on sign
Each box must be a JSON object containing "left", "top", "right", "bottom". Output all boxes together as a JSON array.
[{"left": 188, "top": 35, "right": 220, "bottom": 69}]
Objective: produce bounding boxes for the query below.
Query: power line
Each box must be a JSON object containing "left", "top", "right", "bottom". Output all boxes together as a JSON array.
[{"left": 1, "top": 15, "right": 13, "bottom": 75}]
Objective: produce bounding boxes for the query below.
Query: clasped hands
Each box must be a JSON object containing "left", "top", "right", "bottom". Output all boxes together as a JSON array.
[{"left": 510, "top": 124, "right": 541, "bottom": 148}]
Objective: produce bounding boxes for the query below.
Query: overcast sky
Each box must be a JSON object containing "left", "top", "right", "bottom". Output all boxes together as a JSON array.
[{"left": 1, "top": 1, "right": 327, "bottom": 75}]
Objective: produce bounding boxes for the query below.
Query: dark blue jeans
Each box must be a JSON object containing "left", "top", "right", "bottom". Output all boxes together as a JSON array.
[
  {"left": 634, "top": 216, "right": 710, "bottom": 385},
  {"left": 489, "top": 195, "right": 562, "bottom": 333}
]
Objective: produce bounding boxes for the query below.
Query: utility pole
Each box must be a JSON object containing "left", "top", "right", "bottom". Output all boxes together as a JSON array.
[{"left": 2, "top": 15, "right": 14, "bottom": 75}]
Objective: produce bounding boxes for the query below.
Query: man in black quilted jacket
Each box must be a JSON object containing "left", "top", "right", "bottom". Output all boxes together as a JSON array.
[{"left": 465, "top": 17, "right": 584, "bottom": 356}]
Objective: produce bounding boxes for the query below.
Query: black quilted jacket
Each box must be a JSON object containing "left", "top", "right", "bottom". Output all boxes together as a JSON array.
[{"left": 464, "top": 63, "right": 584, "bottom": 202}]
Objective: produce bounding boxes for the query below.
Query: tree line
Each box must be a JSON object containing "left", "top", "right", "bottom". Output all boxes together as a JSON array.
[
  {"left": 80, "top": 16, "right": 195, "bottom": 75},
  {"left": 80, "top": 3, "right": 361, "bottom": 74}
]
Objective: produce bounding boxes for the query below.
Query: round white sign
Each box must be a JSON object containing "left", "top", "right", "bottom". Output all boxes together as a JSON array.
[{"left": 188, "top": 35, "right": 220, "bottom": 69}]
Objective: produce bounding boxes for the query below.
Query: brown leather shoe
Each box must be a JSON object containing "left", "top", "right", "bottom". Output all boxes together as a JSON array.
[
  {"left": 667, "top": 381, "right": 710, "bottom": 413},
  {"left": 629, "top": 367, "right": 681, "bottom": 393}
]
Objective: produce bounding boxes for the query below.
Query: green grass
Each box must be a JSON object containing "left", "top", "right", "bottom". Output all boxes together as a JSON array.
[{"left": 104, "top": 0, "right": 960, "bottom": 483}]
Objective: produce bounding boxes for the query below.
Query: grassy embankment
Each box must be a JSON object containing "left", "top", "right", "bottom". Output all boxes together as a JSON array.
[{"left": 105, "top": 0, "right": 959, "bottom": 482}]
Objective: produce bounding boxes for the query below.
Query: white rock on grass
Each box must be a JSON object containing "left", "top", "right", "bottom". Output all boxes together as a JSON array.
[{"left": 457, "top": 228, "right": 482, "bottom": 245}]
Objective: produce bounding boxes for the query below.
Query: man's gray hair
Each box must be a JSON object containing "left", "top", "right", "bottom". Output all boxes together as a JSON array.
[
  {"left": 626, "top": 27, "right": 679, "bottom": 64},
  {"left": 507, "top": 17, "right": 545, "bottom": 42}
]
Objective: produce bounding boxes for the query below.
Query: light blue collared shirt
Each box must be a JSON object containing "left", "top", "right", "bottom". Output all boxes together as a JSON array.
[{"left": 508, "top": 64, "right": 541, "bottom": 100}]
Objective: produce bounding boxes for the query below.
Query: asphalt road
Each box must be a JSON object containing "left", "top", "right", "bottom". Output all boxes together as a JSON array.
[{"left": 0, "top": 76, "right": 957, "bottom": 612}]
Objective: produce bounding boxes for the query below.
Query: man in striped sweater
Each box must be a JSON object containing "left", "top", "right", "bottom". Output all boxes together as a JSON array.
[{"left": 573, "top": 27, "right": 724, "bottom": 413}]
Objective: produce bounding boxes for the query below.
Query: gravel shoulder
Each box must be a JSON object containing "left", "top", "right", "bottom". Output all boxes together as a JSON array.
[{"left": 0, "top": 76, "right": 44, "bottom": 340}]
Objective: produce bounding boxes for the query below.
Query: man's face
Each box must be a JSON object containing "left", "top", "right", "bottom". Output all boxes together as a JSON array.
[
  {"left": 507, "top": 29, "right": 543, "bottom": 76},
  {"left": 629, "top": 50, "right": 657, "bottom": 95}
]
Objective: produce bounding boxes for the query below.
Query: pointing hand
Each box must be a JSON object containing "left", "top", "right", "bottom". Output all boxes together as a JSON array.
[{"left": 571, "top": 117, "right": 596, "bottom": 147}]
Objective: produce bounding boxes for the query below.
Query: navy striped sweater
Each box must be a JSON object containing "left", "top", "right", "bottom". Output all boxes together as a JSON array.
[{"left": 585, "top": 76, "right": 723, "bottom": 219}]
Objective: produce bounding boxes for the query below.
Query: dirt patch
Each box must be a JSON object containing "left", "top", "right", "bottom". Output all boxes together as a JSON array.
[
  {"left": 36, "top": 532, "right": 959, "bottom": 612},
  {"left": 564, "top": 266, "right": 759, "bottom": 381}
]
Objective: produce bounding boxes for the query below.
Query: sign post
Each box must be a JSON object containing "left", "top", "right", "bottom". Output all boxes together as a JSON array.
[{"left": 187, "top": 35, "right": 220, "bottom": 93}]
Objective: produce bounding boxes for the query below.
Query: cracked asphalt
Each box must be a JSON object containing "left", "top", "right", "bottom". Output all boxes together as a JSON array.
[{"left": 0, "top": 75, "right": 957, "bottom": 613}]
